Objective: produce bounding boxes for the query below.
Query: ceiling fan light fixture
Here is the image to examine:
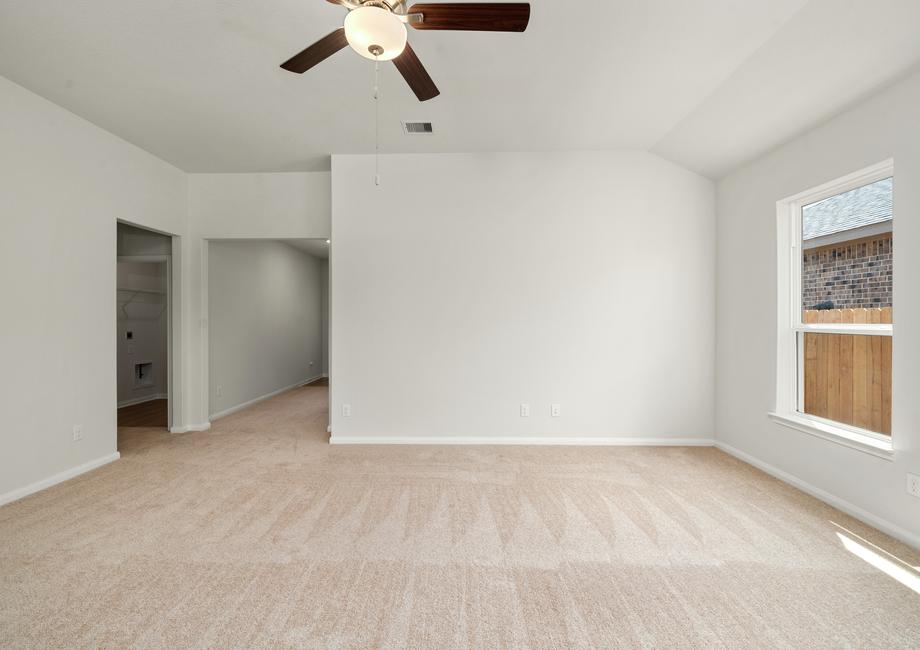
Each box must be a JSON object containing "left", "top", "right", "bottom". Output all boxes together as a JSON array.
[{"left": 344, "top": 6, "right": 407, "bottom": 61}]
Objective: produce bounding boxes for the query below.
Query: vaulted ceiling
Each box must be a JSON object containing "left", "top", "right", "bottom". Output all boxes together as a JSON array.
[{"left": 1, "top": 0, "right": 918, "bottom": 178}]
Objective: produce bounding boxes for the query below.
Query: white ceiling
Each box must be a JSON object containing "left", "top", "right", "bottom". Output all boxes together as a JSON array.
[
  {"left": 1, "top": 0, "right": 918, "bottom": 178},
  {"left": 286, "top": 238, "right": 330, "bottom": 259},
  {"left": 653, "top": 0, "right": 920, "bottom": 177}
]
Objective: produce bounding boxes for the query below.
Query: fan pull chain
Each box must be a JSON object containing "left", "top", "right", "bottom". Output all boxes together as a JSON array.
[{"left": 374, "top": 55, "right": 380, "bottom": 186}]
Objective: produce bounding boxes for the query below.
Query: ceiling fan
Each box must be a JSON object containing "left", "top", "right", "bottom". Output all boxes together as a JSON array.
[{"left": 280, "top": 1, "right": 531, "bottom": 101}]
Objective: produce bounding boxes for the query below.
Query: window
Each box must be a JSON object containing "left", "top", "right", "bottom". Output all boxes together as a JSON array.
[{"left": 773, "top": 161, "right": 893, "bottom": 455}]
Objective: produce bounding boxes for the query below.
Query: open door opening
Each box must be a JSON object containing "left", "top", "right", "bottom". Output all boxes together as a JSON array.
[
  {"left": 204, "top": 237, "right": 329, "bottom": 437},
  {"left": 116, "top": 223, "right": 173, "bottom": 431}
]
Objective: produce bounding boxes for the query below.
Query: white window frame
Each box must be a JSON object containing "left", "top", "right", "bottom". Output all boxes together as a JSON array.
[{"left": 772, "top": 160, "right": 894, "bottom": 459}]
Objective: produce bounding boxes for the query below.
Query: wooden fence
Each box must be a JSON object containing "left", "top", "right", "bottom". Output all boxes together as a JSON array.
[{"left": 802, "top": 307, "right": 892, "bottom": 435}]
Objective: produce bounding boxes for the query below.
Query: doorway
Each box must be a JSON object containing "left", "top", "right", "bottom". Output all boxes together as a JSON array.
[
  {"left": 116, "top": 223, "right": 174, "bottom": 430},
  {"left": 203, "top": 237, "right": 330, "bottom": 432}
]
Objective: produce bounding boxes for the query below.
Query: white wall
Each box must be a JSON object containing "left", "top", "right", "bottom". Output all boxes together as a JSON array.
[
  {"left": 716, "top": 70, "right": 920, "bottom": 543},
  {"left": 185, "top": 173, "right": 331, "bottom": 429},
  {"left": 330, "top": 152, "right": 716, "bottom": 442},
  {"left": 208, "top": 241, "right": 324, "bottom": 417},
  {"left": 188, "top": 173, "right": 331, "bottom": 238},
  {"left": 0, "top": 75, "right": 187, "bottom": 500},
  {"left": 117, "top": 262, "right": 168, "bottom": 405}
]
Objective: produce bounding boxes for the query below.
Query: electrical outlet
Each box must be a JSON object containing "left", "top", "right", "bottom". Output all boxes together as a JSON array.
[
  {"left": 908, "top": 473, "right": 920, "bottom": 499},
  {"left": 551, "top": 403, "right": 561, "bottom": 417},
  {"left": 216, "top": 385, "right": 222, "bottom": 397},
  {"left": 520, "top": 403, "right": 530, "bottom": 417},
  {"left": 72, "top": 425, "right": 83, "bottom": 442},
  {"left": 342, "top": 404, "right": 352, "bottom": 417}
]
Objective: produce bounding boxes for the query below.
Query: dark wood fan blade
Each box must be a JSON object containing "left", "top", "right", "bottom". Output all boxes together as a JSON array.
[
  {"left": 280, "top": 28, "right": 348, "bottom": 73},
  {"left": 392, "top": 43, "right": 440, "bottom": 102},
  {"left": 408, "top": 3, "right": 530, "bottom": 31}
]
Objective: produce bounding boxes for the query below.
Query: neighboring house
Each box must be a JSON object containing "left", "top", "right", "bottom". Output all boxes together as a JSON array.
[{"left": 802, "top": 177, "right": 892, "bottom": 310}]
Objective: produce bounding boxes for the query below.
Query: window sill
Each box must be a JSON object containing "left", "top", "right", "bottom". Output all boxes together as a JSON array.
[{"left": 767, "top": 412, "right": 894, "bottom": 461}]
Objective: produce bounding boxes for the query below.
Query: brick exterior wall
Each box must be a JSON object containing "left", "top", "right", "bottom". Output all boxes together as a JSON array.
[{"left": 802, "top": 234, "right": 892, "bottom": 310}]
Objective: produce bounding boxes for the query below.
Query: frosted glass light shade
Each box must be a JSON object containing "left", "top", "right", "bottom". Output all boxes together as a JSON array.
[{"left": 344, "top": 6, "right": 407, "bottom": 61}]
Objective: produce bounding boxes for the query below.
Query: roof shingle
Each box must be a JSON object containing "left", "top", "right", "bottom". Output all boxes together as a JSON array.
[{"left": 803, "top": 177, "right": 892, "bottom": 240}]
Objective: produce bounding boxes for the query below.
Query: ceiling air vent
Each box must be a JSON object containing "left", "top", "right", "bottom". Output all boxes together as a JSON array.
[{"left": 401, "top": 121, "right": 433, "bottom": 135}]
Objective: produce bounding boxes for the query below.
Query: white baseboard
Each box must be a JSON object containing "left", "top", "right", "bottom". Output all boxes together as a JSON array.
[
  {"left": 208, "top": 375, "right": 324, "bottom": 422},
  {"left": 118, "top": 393, "right": 167, "bottom": 408},
  {"left": 169, "top": 422, "right": 211, "bottom": 434},
  {"left": 330, "top": 435, "right": 715, "bottom": 446},
  {"left": 0, "top": 452, "right": 121, "bottom": 507},
  {"left": 715, "top": 441, "right": 920, "bottom": 550}
]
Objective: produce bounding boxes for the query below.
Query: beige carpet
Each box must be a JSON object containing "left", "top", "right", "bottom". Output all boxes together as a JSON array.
[{"left": 1, "top": 386, "right": 919, "bottom": 648}]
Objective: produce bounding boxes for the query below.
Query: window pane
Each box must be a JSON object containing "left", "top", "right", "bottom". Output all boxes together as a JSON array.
[
  {"left": 802, "top": 177, "right": 892, "bottom": 321},
  {"left": 799, "top": 332, "right": 891, "bottom": 435}
]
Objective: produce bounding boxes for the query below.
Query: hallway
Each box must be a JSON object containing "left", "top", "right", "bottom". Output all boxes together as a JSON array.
[{"left": 2, "top": 384, "right": 919, "bottom": 647}]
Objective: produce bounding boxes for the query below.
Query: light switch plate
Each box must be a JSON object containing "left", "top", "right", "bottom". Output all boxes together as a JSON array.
[
  {"left": 342, "top": 404, "right": 352, "bottom": 417},
  {"left": 72, "top": 425, "right": 83, "bottom": 442}
]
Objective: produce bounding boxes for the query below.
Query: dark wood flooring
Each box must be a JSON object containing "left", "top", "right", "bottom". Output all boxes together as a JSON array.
[
  {"left": 306, "top": 377, "right": 328, "bottom": 387},
  {"left": 118, "top": 399, "right": 168, "bottom": 428}
]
